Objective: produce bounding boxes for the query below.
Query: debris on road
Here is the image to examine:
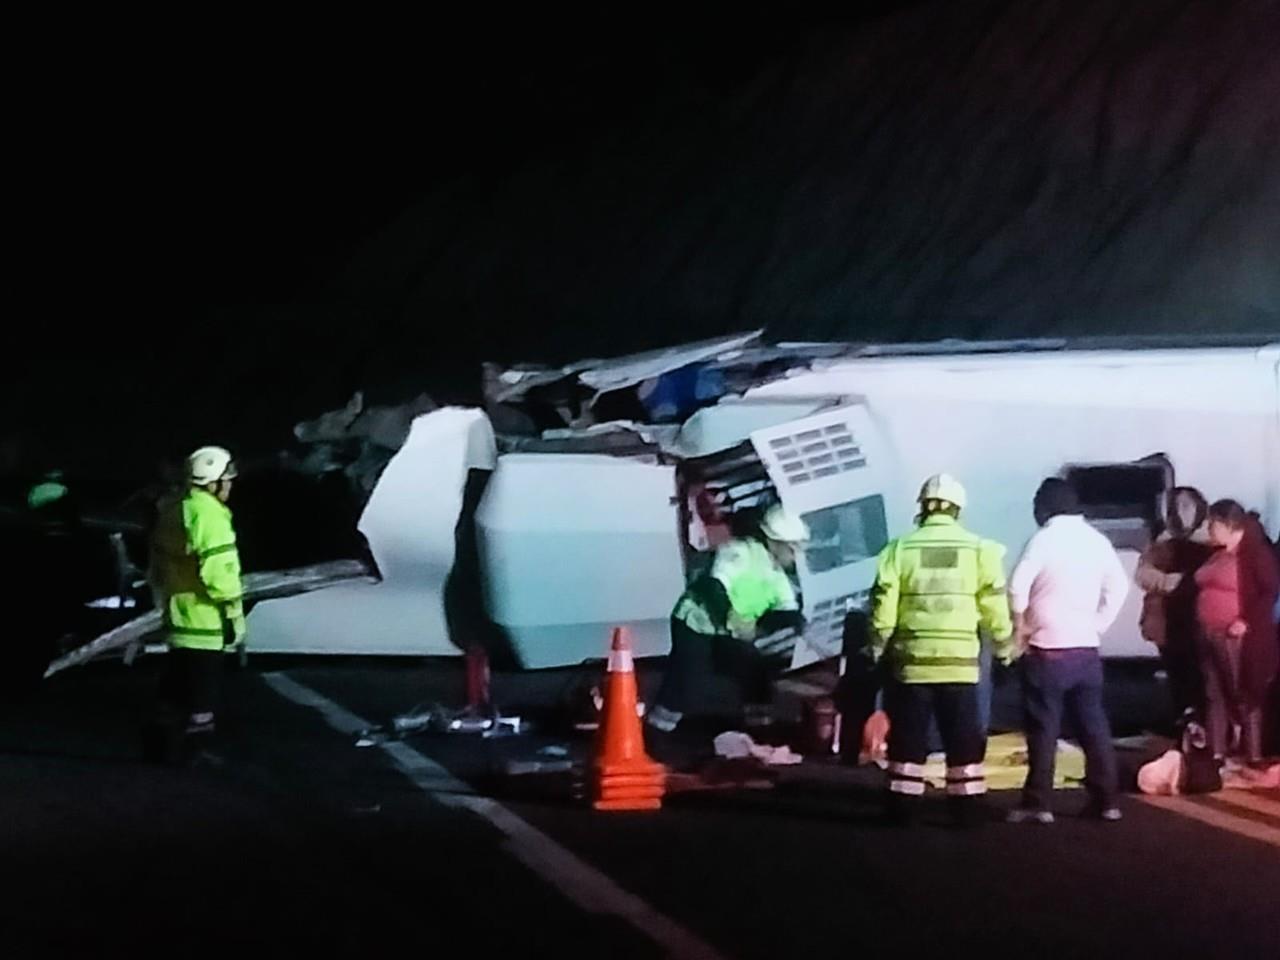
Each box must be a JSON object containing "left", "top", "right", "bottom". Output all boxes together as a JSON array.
[{"left": 713, "top": 731, "right": 803, "bottom": 766}]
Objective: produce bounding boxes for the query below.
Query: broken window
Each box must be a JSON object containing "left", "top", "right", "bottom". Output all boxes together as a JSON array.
[
  {"left": 800, "top": 494, "right": 888, "bottom": 573},
  {"left": 1062, "top": 456, "right": 1173, "bottom": 551}
]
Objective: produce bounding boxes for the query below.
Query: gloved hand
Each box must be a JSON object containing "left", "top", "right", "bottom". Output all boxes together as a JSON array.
[
  {"left": 726, "top": 611, "right": 757, "bottom": 641},
  {"left": 753, "top": 628, "right": 798, "bottom": 657},
  {"left": 222, "top": 603, "right": 246, "bottom": 649}
]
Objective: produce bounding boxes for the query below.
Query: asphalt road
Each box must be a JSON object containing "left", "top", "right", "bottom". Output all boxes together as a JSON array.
[{"left": 3, "top": 657, "right": 1278, "bottom": 959}]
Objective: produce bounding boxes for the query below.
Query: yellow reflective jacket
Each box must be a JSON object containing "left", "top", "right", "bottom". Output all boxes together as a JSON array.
[
  {"left": 673, "top": 538, "right": 799, "bottom": 637},
  {"left": 150, "top": 488, "right": 245, "bottom": 651},
  {"left": 870, "top": 514, "right": 1013, "bottom": 683}
]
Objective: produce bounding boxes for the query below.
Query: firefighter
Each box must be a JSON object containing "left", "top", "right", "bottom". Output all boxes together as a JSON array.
[
  {"left": 646, "top": 503, "right": 809, "bottom": 733},
  {"left": 145, "top": 446, "right": 245, "bottom": 761},
  {"left": 868, "top": 473, "right": 1015, "bottom": 826}
]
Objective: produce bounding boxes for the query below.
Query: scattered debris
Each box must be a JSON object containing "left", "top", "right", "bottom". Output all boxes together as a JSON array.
[
  {"left": 391, "top": 707, "right": 438, "bottom": 735},
  {"left": 293, "top": 390, "right": 438, "bottom": 498},
  {"left": 503, "top": 758, "right": 576, "bottom": 776},
  {"left": 386, "top": 704, "right": 523, "bottom": 738},
  {"left": 713, "top": 731, "right": 803, "bottom": 766}
]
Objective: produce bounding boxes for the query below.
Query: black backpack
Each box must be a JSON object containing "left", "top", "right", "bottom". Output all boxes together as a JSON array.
[{"left": 1178, "top": 714, "right": 1222, "bottom": 794}]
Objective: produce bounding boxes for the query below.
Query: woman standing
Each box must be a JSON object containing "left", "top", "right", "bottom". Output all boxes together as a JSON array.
[
  {"left": 1195, "top": 500, "right": 1280, "bottom": 765},
  {"left": 1136, "top": 487, "right": 1213, "bottom": 720}
]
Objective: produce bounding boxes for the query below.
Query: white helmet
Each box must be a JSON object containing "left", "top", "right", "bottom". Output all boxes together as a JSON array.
[
  {"left": 760, "top": 504, "right": 810, "bottom": 543},
  {"left": 918, "top": 473, "right": 966, "bottom": 510},
  {"left": 188, "top": 446, "right": 238, "bottom": 486}
]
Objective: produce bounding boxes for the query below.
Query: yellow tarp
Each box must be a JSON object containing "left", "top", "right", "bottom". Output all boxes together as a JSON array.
[{"left": 922, "top": 732, "right": 1085, "bottom": 791}]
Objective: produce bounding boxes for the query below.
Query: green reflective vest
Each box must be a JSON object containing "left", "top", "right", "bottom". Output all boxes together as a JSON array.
[
  {"left": 27, "top": 479, "right": 69, "bottom": 511},
  {"left": 673, "top": 538, "right": 799, "bottom": 637},
  {"left": 870, "top": 514, "right": 1013, "bottom": 683},
  {"left": 150, "top": 488, "right": 245, "bottom": 651}
]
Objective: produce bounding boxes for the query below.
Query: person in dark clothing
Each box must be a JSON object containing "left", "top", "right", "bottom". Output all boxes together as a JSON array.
[
  {"left": 1136, "top": 487, "right": 1213, "bottom": 721},
  {"left": 1271, "top": 530, "right": 1280, "bottom": 756}
]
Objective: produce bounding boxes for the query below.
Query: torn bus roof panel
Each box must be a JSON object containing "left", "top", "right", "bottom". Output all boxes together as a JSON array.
[
  {"left": 247, "top": 407, "right": 495, "bottom": 656},
  {"left": 44, "top": 560, "right": 375, "bottom": 677}
]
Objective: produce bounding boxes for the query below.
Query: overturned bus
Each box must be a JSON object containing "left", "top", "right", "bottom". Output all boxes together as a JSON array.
[{"left": 241, "top": 332, "right": 1279, "bottom": 673}]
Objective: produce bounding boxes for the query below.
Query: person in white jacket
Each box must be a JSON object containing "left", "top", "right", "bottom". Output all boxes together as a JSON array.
[{"left": 1007, "top": 478, "right": 1129, "bottom": 824}]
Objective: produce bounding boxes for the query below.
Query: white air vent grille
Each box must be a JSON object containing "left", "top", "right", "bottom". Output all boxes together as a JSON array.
[{"left": 768, "top": 422, "right": 866, "bottom": 486}]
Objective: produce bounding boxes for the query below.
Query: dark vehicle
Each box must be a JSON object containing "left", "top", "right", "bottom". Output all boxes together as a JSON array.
[{"left": 1, "top": 483, "right": 151, "bottom": 702}]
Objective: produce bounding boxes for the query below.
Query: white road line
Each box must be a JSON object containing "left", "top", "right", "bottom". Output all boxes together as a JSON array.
[
  {"left": 1138, "top": 795, "right": 1280, "bottom": 850},
  {"left": 262, "top": 672, "right": 729, "bottom": 960}
]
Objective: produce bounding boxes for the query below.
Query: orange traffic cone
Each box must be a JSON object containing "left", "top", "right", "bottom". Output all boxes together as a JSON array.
[{"left": 593, "top": 627, "right": 665, "bottom": 811}]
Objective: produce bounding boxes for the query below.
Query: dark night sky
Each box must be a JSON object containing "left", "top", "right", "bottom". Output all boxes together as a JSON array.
[
  {"left": 44, "top": 14, "right": 855, "bottom": 306},
  {"left": 11, "top": 10, "right": 878, "bottom": 472},
  {"left": 10, "top": 2, "right": 1276, "bottom": 484}
]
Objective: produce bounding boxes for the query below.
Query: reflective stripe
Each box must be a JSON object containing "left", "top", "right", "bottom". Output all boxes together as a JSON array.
[
  {"left": 169, "top": 625, "right": 225, "bottom": 637},
  {"left": 608, "top": 649, "right": 634, "bottom": 673},
  {"left": 945, "top": 780, "right": 988, "bottom": 796},
  {"left": 888, "top": 761, "right": 925, "bottom": 777},
  {"left": 889, "top": 778, "right": 926, "bottom": 796},
  {"left": 199, "top": 542, "right": 238, "bottom": 560},
  {"left": 946, "top": 764, "right": 984, "bottom": 780},
  {"left": 673, "top": 596, "right": 719, "bottom": 635},
  {"left": 894, "top": 628, "right": 978, "bottom": 638},
  {"left": 897, "top": 655, "right": 980, "bottom": 667}
]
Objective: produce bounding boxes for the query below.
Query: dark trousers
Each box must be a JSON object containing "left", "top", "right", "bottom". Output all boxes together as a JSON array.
[
  {"left": 1020, "top": 648, "right": 1117, "bottom": 811},
  {"left": 656, "top": 617, "right": 779, "bottom": 715},
  {"left": 145, "top": 647, "right": 223, "bottom": 764},
  {"left": 155, "top": 647, "right": 223, "bottom": 725},
  {"left": 1159, "top": 629, "right": 1204, "bottom": 719},
  {"left": 1198, "top": 628, "right": 1264, "bottom": 761},
  {"left": 884, "top": 680, "right": 986, "bottom": 823}
]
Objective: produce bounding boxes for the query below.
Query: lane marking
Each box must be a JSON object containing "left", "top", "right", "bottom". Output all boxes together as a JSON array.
[
  {"left": 1138, "top": 795, "right": 1280, "bottom": 849},
  {"left": 1209, "top": 789, "right": 1280, "bottom": 822},
  {"left": 262, "top": 672, "right": 729, "bottom": 960}
]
